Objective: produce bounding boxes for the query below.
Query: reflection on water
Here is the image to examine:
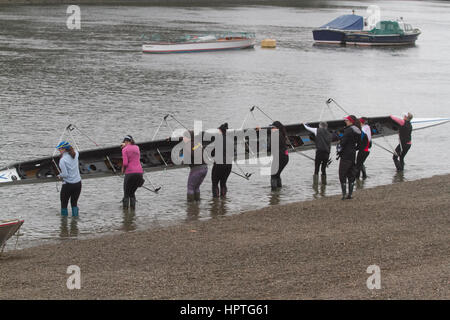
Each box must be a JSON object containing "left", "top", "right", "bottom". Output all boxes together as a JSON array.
[
  {"left": 59, "top": 217, "right": 79, "bottom": 238},
  {"left": 393, "top": 171, "right": 405, "bottom": 184},
  {"left": 186, "top": 201, "right": 201, "bottom": 221},
  {"left": 269, "top": 190, "right": 281, "bottom": 206},
  {"left": 209, "top": 198, "right": 228, "bottom": 218},
  {"left": 121, "top": 208, "right": 137, "bottom": 232},
  {"left": 312, "top": 179, "right": 327, "bottom": 198}
]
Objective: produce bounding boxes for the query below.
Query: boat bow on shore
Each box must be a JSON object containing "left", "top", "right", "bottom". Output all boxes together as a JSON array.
[{"left": 0, "top": 219, "right": 24, "bottom": 252}]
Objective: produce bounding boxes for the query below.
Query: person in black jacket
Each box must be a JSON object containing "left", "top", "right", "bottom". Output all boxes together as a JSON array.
[
  {"left": 391, "top": 113, "right": 413, "bottom": 171},
  {"left": 211, "top": 123, "right": 232, "bottom": 198},
  {"left": 270, "top": 121, "right": 289, "bottom": 190},
  {"left": 337, "top": 115, "right": 361, "bottom": 200}
]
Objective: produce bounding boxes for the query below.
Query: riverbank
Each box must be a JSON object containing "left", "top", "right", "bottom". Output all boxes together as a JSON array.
[{"left": 1, "top": 174, "right": 449, "bottom": 299}]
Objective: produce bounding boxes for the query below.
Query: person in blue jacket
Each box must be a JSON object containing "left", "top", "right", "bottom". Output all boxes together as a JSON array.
[{"left": 56, "top": 141, "right": 82, "bottom": 217}]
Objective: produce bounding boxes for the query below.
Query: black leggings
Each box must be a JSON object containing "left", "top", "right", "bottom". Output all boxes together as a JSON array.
[
  {"left": 393, "top": 143, "right": 411, "bottom": 169},
  {"left": 356, "top": 150, "right": 370, "bottom": 174},
  {"left": 124, "top": 173, "right": 143, "bottom": 199},
  {"left": 314, "top": 151, "right": 330, "bottom": 175},
  {"left": 212, "top": 164, "right": 232, "bottom": 197},
  {"left": 272, "top": 153, "right": 289, "bottom": 179},
  {"left": 339, "top": 159, "right": 356, "bottom": 184},
  {"left": 60, "top": 181, "right": 82, "bottom": 209}
]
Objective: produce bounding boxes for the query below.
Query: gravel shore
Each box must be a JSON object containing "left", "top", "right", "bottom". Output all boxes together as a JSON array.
[{"left": 1, "top": 174, "right": 449, "bottom": 299}]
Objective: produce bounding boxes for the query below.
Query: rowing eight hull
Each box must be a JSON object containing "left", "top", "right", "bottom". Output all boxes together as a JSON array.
[{"left": 0, "top": 117, "right": 448, "bottom": 186}]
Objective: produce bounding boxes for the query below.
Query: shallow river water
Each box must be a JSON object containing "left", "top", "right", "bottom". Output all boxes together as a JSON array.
[{"left": 1, "top": 1, "right": 449, "bottom": 249}]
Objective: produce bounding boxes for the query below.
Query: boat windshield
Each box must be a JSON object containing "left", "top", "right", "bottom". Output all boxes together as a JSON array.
[{"left": 369, "top": 21, "right": 404, "bottom": 35}]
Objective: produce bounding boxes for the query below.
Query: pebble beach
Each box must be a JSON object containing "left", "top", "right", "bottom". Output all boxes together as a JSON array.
[{"left": 1, "top": 174, "right": 449, "bottom": 300}]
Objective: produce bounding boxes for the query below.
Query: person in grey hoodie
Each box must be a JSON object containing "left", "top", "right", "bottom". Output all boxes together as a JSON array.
[
  {"left": 303, "top": 122, "right": 332, "bottom": 185},
  {"left": 56, "top": 141, "right": 82, "bottom": 217}
]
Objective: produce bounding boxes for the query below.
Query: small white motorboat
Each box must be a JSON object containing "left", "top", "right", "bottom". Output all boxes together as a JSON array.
[
  {"left": 0, "top": 219, "right": 24, "bottom": 252},
  {"left": 142, "top": 32, "right": 256, "bottom": 54}
]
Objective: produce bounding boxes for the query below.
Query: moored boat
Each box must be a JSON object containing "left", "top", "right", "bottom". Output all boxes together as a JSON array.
[
  {"left": 312, "top": 13, "right": 365, "bottom": 45},
  {"left": 142, "top": 32, "right": 256, "bottom": 54},
  {"left": 0, "top": 219, "right": 24, "bottom": 251},
  {"left": 344, "top": 19, "right": 421, "bottom": 46}
]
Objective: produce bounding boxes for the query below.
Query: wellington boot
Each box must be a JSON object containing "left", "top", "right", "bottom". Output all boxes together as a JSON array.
[
  {"left": 277, "top": 177, "right": 282, "bottom": 188},
  {"left": 212, "top": 186, "right": 219, "bottom": 198},
  {"left": 347, "top": 182, "right": 354, "bottom": 200},
  {"left": 271, "top": 177, "right": 278, "bottom": 191},
  {"left": 393, "top": 157, "right": 402, "bottom": 171},
  {"left": 187, "top": 194, "right": 195, "bottom": 202},
  {"left": 122, "top": 197, "right": 130, "bottom": 209},
  {"left": 194, "top": 192, "right": 201, "bottom": 201},
  {"left": 341, "top": 183, "right": 347, "bottom": 200},
  {"left": 71, "top": 206, "right": 79, "bottom": 217},
  {"left": 130, "top": 197, "right": 136, "bottom": 209},
  {"left": 361, "top": 165, "right": 367, "bottom": 180},
  {"left": 321, "top": 174, "right": 327, "bottom": 185},
  {"left": 313, "top": 174, "right": 319, "bottom": 186},
  {"left": 220, "top": 186, "right": 227, "bottom": 198},
  {"left": 61, "top": 208, "right": 68, "bottom": 216}
]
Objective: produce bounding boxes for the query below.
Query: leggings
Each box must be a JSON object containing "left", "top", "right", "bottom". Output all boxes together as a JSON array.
[
  {"left": 124, "top": 173, "right": 143, "bottom": 199},
  {"left": 271, "top": 153, "right": 289, "bottom": 180},
  {"left": 314, "top": 151, "right": 330, "bottom": 175},
  {"left": 356, "top": 150, "right": 370, "bottom": 174},
  {"left": 187, "top": 165, "right": 208, "bottom": 195},
  {"left": 393, "top": 143, "right": 411, "bottom": 169},
  {"left": 212, "top": 164, "right": 232, "bottom": 197},
  {"left": 339, "top": 159, "right": 356, "bottom": 184},
  {"left": 60, "top": 181, "right": 82, "bottom": 209}
]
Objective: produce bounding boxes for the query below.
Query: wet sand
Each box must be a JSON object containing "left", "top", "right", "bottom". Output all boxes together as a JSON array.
[{"left": 1, "top": 174, "right": 449, "bottom": 300}]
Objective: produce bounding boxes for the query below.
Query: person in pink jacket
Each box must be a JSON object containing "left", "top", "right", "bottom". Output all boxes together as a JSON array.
[{"left": 121, "top": 135, "right": 144, "bottom": 209}]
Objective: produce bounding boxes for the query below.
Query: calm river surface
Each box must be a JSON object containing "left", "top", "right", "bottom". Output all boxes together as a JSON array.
[{"left": 1, "top": 0, "right": 449, "bottom": 249}]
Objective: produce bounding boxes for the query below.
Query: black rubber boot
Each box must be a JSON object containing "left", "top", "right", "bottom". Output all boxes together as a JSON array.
[
  {"left": 347, "top": 182, "right": 354, "bottom": 199},
  {"left": 313, "top": 174, "right": 319, "bottom": 186},
  {"left": 187, "top": 194, "right": 195, "bottom": 202},
  {"left": 399, "top": 159, "right": 405, "bottom": 171},
  {"left": 194, "top": 192, "right": 201, "bottom": 201},
  {"left": 277, "top": 177, "right": 282, "bottom": 188},
  {"left": 130, "top": 197, "right": 136, "bottom": 209},
  {"left": 341, "top": 183, "right": 347, "bottom": 200},
  {"left": 220, "top": 185, "right": 227, "bottom": 198},
  {"left": 271, "top": 177, "right": 278, "bottom": 191},
  {"left": 361, "top": 165, "right": 367, "bottom": 180},
  {"left": 321, "top": 174, "right": 327, "bottom": 185},
  {"left": 393, "top": 156, "right": 402, "bottom": 171},
  {"left": 212, "top": 186, "right": 219, "bottom": 198},
  {"left": 122, "top": 197, "right": 129, "bottom": 209}
]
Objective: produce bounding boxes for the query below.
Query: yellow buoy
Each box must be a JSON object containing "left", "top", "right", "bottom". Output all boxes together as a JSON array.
[{"left": 261, "top": 39, "right": 276, "bottom": 48}]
